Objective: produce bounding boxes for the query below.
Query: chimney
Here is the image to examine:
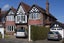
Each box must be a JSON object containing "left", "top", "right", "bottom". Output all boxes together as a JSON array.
[{"left": 46, "top": 0, "right": 49, "bottom": 14}]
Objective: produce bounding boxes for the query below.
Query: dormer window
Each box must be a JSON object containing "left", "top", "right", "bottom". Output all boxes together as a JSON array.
[
  {"left": 54, "top": 24, "right": 59, "bottom": 27},
  {"left": 57, "top": 25, "right": 59, "bottom": 27},
  {"left": 54, "top": 24, "right": 56, "bottom": 27}
]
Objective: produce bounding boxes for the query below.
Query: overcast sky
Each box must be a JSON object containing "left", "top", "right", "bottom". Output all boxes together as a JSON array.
[{"left": 0, "top": 0, "right": 64, "bottom": 23}]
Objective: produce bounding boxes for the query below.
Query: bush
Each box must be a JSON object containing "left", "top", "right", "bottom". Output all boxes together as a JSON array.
[
  {"left": 31, "top": 25, "right": 50, "bottom": 41},
  {"left": 0, "top": 35, "right": 2, "bottom": 38}
]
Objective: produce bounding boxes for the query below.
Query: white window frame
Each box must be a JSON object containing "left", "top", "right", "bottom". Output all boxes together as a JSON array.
[
  {"left": 15, "top": 15, "right": 27, "bottom": 23},
  {"left": 6, "top": 16, "right": 14, "bottom": 21},
  {"left": 29, "top": 13, "right": 40, "bottom": 20},
  {"left": 6, "top": 26, "right": 15, "bottom": 32}
]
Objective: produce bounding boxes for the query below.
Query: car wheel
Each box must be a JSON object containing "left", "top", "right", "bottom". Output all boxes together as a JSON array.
[{"left": 16, "top": 36, "right": 18, "bottom": 38}]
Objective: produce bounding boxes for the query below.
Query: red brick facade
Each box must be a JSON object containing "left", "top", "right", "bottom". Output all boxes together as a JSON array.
[
  {"left": 5, "top": 21, "right": 15, "bottom": 26},
  {"left": 28, "top": 19, "right": 42, "bottom": 25}
]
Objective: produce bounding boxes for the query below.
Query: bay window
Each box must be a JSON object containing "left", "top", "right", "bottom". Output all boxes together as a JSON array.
[
  {"left": 6, "top": 26, "right": 15, "bottom": 32},
  {"left": 29, "top": 13, "right": 40, "bottom": 19},
  {"left": 6, "top": 16, "right": 14, "bottom": 21},
  {"left": 15, "top": 15, "right": 27, "bottom": 23}
]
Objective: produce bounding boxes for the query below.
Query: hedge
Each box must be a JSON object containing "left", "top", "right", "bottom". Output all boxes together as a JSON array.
[{"left": 31, "top": 25, "right": 50, "bottom": 41}]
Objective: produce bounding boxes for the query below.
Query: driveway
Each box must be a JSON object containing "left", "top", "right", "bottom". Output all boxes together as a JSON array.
[{"left": 0, "top": 39, "right": 62, "bottom": 43}]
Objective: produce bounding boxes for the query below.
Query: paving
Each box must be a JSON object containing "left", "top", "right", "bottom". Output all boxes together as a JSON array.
[
  {"left": 0, "top": 38, "right": 62, "bottom": 43},
  {"left": 0, "top": 35, "right": 63, "bottom": 43}
]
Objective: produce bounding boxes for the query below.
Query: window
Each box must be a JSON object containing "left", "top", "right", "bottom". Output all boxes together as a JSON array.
[
  {"left": 17, "top": 27, "right": 25, "bottom": 32},
  {"left": 57, "top": 28, "right": 62, "bottom": 30},
  {"left": 6, "top": 16, "right": 14, "bottom": 21},
  {"left": 29, "top": 13, "right": 40, "bottom": 19},
  {"left": 15, "top": 15, "right": 27, "bottom": 23},
  {"left": 55, "top": 32, "right": 59, "bottom": 34},
  {"left": 51, "top": 28, "right": 56, "bottom": 30},
  {"left": 54, "top": 24, "right": 59, "bottom": 27},
  {"left": 21, "top": 15, "right": 25, "bottom": 21},
  {"left": 6, "top": 26, "right": 15, "bottom": 32},
  {"left": 17, "top": 16, "right": 21, "bottom": 22}
]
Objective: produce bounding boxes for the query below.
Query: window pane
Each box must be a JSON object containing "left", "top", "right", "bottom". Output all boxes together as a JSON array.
[
  {"left": 7, "top": 26, "right": 15, "bottom": 32},
  {"left": 21, "top": 16, "right": 25, "bottom": 21},
  {"left": 17, "top": 16, "right": 20, "bottom": 21},
  {"left": 57, "top": 28, "right": 62, "bottom": 30},
  {"left": 29, "top": 13, "right": 39, "bottom": 19}
]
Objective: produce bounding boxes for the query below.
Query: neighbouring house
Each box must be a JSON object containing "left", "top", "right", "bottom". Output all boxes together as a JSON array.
[
  {"left": 50, "top": 21, "right": 64, "bottom": 38},
  {"left": 28, "top": 0, "right": 57, "bottom": 27},
  {"left": 5, "top": 7, "right": 16, "bottom": 35},
  {"left": 0, "top": 23, "right": 4, "bottom": 38},
  {"left": 0, "top": 8, "right": 7, "bottom": 33}
]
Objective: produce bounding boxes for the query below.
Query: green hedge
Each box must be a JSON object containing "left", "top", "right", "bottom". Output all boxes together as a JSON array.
[
  {"left": 31, "top": 25, "right": 50, "bottom": 41},
  {"left": 0, "top": 35, "right": 2, "bottom": 38}
]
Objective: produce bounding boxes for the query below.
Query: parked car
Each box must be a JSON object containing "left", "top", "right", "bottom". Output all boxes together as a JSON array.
[
  {"left": 47, "top": 31, "right": 62, "bottom": 40},
  {"left": 16, "top": 27, "right": 28, "bottom": 38}
]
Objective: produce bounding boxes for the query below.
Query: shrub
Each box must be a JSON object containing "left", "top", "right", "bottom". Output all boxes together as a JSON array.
[
  {"left": 31, "top": 25, "right": 50, "bottom": 41},
  {"left": 0, "top": 35, "right": 2, "bottom": 38}
]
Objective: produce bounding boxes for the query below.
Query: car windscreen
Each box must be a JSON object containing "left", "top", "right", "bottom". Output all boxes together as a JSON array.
[
  {"left": 48, "top": 32, "right": 53, "bottom": 34},
  {"left": 55, "top": 32, "right": 59, "bottom": 34},
  {"left": 17, "top": 29, "right": 25, "bottom": 32}
]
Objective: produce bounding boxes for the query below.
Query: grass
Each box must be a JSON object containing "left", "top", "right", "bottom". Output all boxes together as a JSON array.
[
  {"left": 0, "top": 34, "right": 10, "bottom": 39},
  {"left": 4, "top": 35, "right": 10, "bottom": 39}
]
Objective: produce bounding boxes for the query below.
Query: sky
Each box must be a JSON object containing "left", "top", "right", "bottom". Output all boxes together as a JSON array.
[{"left": 0, "top": 0, "right": 64, "bottom": 23}]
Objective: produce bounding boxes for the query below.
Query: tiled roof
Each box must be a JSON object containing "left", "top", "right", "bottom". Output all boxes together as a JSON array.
[
  {"left": 10, "top": 7, "right": 16, "bottom": 13},
  {"left": 5, "top": 7, "right": 16, "bottom": 16},
  {"left": 50, "top": 21, "right": 64, "bottom": 29},
  {"left": 17, "top": 2, "right": 31, "bottom": 13}
]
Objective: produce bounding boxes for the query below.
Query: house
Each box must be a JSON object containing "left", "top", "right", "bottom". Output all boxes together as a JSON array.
[
  {"left": 0, "top": 8, "right": 7, "bottom": 33},
  {"left": 15, "top": 2, "right": 30, "bottom": 30},
  {"left": 50, "top": 21, "right": 64, "bottom": 38},
  {"left": 5, "top": 7, "right": 16, "bottom": 35},
  {"left": 0, "top": 1, "right": 58, "bottom": 35},
  {"left": 28, "top": 0, "right": 57, "bottom": 27}
]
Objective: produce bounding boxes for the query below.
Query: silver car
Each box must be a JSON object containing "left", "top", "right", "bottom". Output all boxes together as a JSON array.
[
  {"left": 16, "top": 28, "right": 27, "bottom": 38},
  {"left": 47, "top": 31, "right": 62, "bottom": 40}
]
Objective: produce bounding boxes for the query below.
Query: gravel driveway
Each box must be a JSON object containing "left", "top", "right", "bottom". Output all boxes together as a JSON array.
[{"left": 0, "top": 38, "right": 62, "bottom": 43}]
